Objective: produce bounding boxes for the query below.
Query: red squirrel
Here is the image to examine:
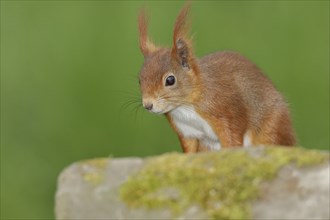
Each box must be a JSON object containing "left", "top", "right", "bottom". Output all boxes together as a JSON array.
[{"left": 138, "top": 4, "right": 296, "bottom": 153}]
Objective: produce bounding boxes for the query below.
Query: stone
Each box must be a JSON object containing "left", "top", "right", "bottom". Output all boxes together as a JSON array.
[
  {"left": 55, "top": 147, "right": 329, "bottom": 219},
  {"left": 253, "top": 163, "right": 330, "bottom": 219}
]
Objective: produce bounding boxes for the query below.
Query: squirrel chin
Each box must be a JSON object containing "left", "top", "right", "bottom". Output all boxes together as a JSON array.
[
  {"left": 149, "top": 106, "right": 178, "bottom": 115},
  {"left": 147, "top": 109, "right": 166, "bottom": 115}
]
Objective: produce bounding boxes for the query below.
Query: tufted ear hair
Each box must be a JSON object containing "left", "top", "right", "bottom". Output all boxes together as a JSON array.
[
  {"left": 171, "top": 2, "right": 195, "bottom": 70},
  {"left": 138, "top": 9, "right": 157, "bottom": 57}
]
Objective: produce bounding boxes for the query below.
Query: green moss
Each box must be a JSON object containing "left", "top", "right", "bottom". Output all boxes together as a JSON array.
[
  {"left": 120, "top": 147, "right": 329, "bottom": 219},
  {"left": 84, "top": 158, "right": 109, "bottom": 169},
  {"left": 80, "top": 158, "right": 109, "bottom": 186}
]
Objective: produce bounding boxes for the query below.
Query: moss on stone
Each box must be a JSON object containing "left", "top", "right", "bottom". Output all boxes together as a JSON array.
[
  {"left": 119, "top": 147, "right": 329, "bottom": 219},
  {"left": 80, "top": 158, "right": 109, "bottom": 186},
  {"left": 83, "top": 158, "right": 109, "bottom": 169}
]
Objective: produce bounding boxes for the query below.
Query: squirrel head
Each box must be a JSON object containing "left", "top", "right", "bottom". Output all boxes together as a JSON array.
[{"left": 138, "top": 3, "right": 200, "bottom": 114}]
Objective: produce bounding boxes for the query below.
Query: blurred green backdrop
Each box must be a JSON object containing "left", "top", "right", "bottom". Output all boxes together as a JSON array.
[{"left": 1, "top": 1, "right": 329, "bottom": 219}]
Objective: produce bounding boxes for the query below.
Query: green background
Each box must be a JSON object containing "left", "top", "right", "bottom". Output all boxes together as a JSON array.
[{"left": 1, "top": 1, "right": 329, "bottom": 219}]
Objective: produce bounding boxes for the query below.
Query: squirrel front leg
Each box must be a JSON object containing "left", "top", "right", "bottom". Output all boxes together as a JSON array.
[
  {"left": 178, "top": 136, "right": 198, "bottom": 153},
  {"left": 179, "top": 137, "right": 212, "bottom": 153},
  {"left": 210, "top": 119, "right": 245, "bottom": 147},
  {"left": 165, "top": 113, "right": 198, "bottom": 153}
]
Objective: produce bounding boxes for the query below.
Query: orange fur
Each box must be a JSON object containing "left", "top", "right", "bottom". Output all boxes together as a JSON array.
[
  {"left": 138, "top": 3, "right": 296, "bottom": 153},
  {"left": 138, "top": 9, "right": 157, "bottom": 56}
]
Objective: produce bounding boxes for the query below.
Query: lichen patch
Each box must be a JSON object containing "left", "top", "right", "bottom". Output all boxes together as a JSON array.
[
  {"left": 79, "top": 158, "right": 109, "bottom": 186},
  {"left": 120, "top": 147, "right": 329, "bottom": 219}
]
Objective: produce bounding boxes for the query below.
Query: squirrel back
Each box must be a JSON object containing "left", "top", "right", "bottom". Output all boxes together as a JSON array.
[{"left": 138, "top": 4, "right": 296, "bottom": 152}]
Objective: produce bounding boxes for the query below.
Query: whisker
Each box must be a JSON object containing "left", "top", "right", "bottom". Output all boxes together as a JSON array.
[
  {"left": 116, "top": 91, "right": 141, "bottom": 99},
  {"left": 120, "top": 99, "right": 141, "bottom": 112},
  {"left": 134, "top": 103, "right": 143, "bottom": 121}
]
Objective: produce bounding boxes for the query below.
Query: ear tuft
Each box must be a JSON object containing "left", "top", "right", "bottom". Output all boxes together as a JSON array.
[
  {"left": 172, "top": 2, "right": 191, "bottom": 43},
  {"left": 172, "top": 2, "right": 194, "bottom": 70},
  {"left": 138, "top": 9, "right": 157, "bottom": 56}
]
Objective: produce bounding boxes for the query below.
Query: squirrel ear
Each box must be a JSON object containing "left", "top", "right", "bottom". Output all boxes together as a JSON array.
[
  {"left": 172, "top": 3, "right": 193, "bottom": 70},
  {"left": 138, "top": 9, "right": 157, "bottom": 57},
  {"left": 174, "top": 38, "right": 190, "bottom": 69}
]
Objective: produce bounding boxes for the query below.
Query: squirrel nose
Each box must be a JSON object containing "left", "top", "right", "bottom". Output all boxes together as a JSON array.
[{"left": 144, "top": 102, "right": 153, "bottom": 111}]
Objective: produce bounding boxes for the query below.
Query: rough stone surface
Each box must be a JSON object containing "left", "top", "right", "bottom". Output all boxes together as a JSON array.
[
  {"left": 253, "top": 164, "right": 330, "bottom": 219},
  {"left": 55, "top": 148, "right": 330, "bottom": 220}
]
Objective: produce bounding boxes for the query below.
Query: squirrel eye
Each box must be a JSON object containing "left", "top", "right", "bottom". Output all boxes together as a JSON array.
[{"left": 165, "top": 75, "right": 176, "bottom": 86}]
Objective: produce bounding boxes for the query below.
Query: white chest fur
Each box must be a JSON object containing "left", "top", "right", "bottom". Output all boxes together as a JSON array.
[{"left": 169, "top": 106, "right": 221, "bottom": 151}]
